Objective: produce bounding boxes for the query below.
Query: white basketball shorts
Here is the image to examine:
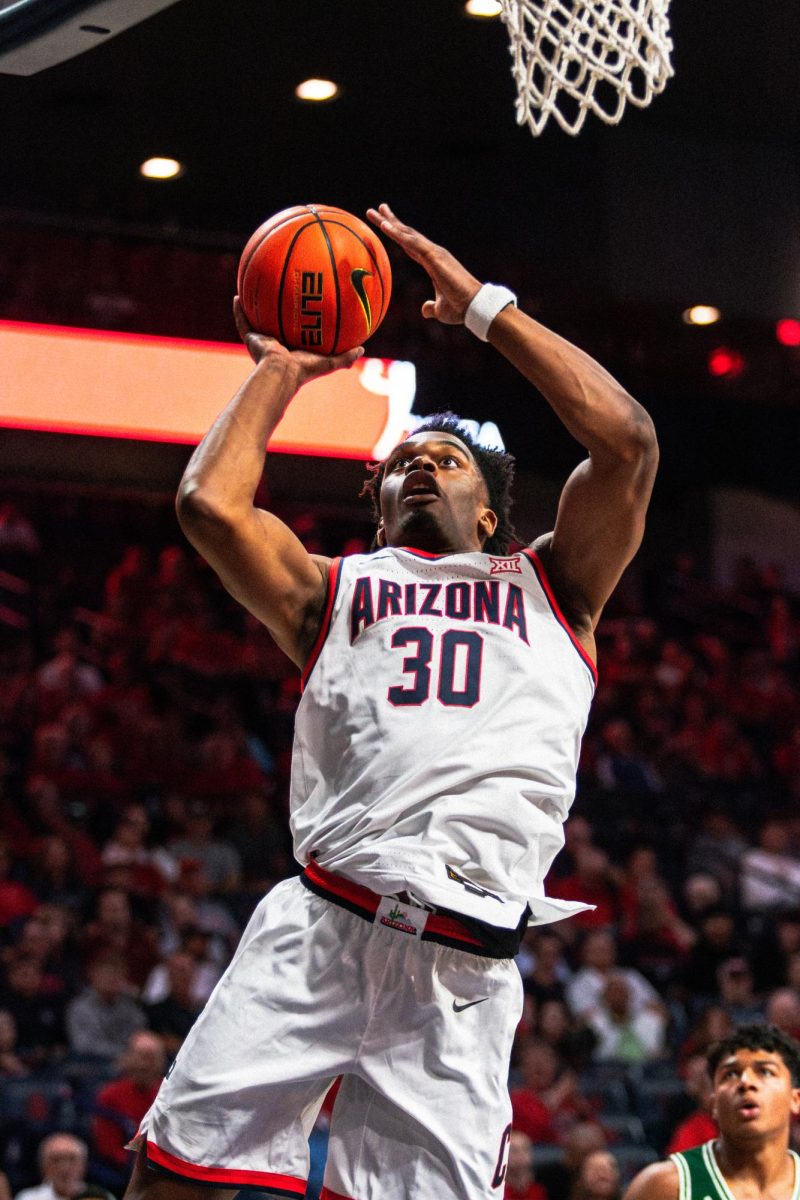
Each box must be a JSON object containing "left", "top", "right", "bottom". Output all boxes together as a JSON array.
[{"left": 134, "top": 862, "right": 525, "bottom": 1200}]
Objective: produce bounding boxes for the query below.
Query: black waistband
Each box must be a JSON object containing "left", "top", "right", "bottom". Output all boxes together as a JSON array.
[{"left": 300, "top": 861, "right": 528, "bottom": 960}]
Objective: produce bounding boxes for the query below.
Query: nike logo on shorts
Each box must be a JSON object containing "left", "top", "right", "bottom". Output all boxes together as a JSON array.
[{"left": 452, "top": 998, "right": 488, "bottom": 1012}]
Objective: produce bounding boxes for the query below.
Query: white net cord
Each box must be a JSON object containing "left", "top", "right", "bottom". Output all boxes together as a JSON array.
[{"left": 500, "top": 0, "right": 674, "bottom": 136}]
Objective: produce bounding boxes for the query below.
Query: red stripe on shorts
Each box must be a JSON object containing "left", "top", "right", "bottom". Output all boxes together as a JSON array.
[
  {"left": 146, "top": 1141, "right": 306, "bottom": 1193},
  {"left": 320, "top": 1189, "right": 356, "bottom": 1200}
]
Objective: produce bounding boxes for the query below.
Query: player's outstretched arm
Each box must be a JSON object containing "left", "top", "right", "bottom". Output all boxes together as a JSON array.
[
  {"left": 622, "top": 1160, "right": 680, "bottom": 1200},
  {"left": 175, "top": 300, "right": 363, "bottom": 668},
  {"left": 368, "top": 203, "right": 659, "bottom": 642}
]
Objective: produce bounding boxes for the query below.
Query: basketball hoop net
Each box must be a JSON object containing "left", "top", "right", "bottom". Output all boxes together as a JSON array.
[{"left": 499, "top": 0, "right": 674, "bottom": 136}]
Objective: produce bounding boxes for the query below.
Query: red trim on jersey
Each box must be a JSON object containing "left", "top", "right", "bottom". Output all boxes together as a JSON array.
[
  {"left": 320, "top": 1188, "right": 356, "bottom": 1200},
  {"left": 145, "top": 1142, "right": 305, "bottom": 1193},
  {"left": 397, "top": 546, "right": 451, "bottom": 559},
  {"left": 301, "top": 557, "right": 343, "bottom": 692},
  {"left": 522, "top": 549, "right": 598, "bottom": 687}
]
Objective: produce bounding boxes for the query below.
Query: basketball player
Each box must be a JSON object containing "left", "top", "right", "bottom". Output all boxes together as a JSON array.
[
  {"left": 123, "top": 204, "right": 658, "bottom": 1200},
  {"left": 623, "top": 1024, "right": 800, "bottom": 1200}
]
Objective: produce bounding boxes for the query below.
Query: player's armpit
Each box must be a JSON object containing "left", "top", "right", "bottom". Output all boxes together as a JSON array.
[
  {"left": 622, "top": 1160, "right": 680, "bottom": 1200},
  {"left": 176, "top": 498, "right": 330, "bottom": 669},
  {"left": 546, "top": 431, "right": 658, "bottom": 631}
]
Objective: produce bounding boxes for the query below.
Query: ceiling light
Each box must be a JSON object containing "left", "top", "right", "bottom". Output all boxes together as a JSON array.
[
  {"left": 139, "top": 157, "right": 183, "bottom": 180},
  {"left": 775, "top": 318, "right": 800, "bottom": 347},
  {"left": 465, "top": 0, "right": 503, "bottom": 15},
  {"left": 708, "top": 347, "right": 745, "bottom": 378},
  {"left": 295, "top": 78, "right": 339, "bottom": 102},
  {"left": 683, "top": 305, "right": 721, "bottom": 326}
]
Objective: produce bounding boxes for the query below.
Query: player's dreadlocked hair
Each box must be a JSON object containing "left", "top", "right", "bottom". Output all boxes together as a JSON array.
[
  {"left": 706, "top": 1023, "right": 800, "bottom": 1086},
  {"left": 360, "top": 413, "right": 519, "bottom": 556}
]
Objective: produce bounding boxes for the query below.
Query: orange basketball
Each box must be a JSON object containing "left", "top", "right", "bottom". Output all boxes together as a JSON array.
[{"left": 237, "top": 204, "right": 392, "bottom": 355}]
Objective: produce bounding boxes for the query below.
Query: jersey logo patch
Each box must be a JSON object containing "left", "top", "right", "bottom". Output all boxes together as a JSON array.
[
  {"left": 489, "top": 555, "right": 522, "bottom": 574},
  {"left": 446, "top": 864, "right": 502, "bottom": 902}
]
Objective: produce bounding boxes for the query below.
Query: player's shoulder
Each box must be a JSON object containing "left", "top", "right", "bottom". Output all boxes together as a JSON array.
[{"left": 622, "top": 1158, "right": 680, "bottom": 1200}]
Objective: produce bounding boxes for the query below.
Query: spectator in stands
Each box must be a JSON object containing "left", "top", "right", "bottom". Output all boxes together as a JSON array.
[
  {"left": 570, "top": 1150, "right": 621, "bottom": 1200},
  {"left": 0, "top": 502, "right": 40, "bottom": 559},
  {"left": 503, "top": 1130, "right": 547, "bottom": 1200},
  {"left": 91, "top": 1031, "right": 166, "bottom": 1190},
  {"left": 556, "top": 848, "right": 620, "bottom": 931},
  {"left": 100, "top": 806, "right": 176, "bottom": 900},
  {"left": 168, "top": 862, "right": 240, "bottom": 962},
  {"left": 150, "top": 894, "right": 223, "bottom": 1002},
  {"left": 585, "top": 974, "right": 667, "bottom": 1064},
  {"left": 665, "top": 1053, "right": 718, "bottom": 1154},
  {"left": 0, "top": 955, "right": 67, "bottom": 1067},
  {"left": 519, "top": 930, "right": 571, "bottom": 1005},
  {"left": 0, "top": 1008, "right": 28, "bottom": 1077},
  {"left": 764, "top": 987, "right": 800, "bottom": 1039},
  {"left": 79, "top": 889, "right": 160, "bottom": 991},
  {"left": 512, "top": 1037, "right": 593, "bottom": 1142},
  {"left": 535, "top": 1122, "right": 608, "bottom": 1200},
  {"left": 684, "top": 810, "right": 747, "bottom": 901},
  {"left": 0, "top": 839, "right": 38, "bottom": 929},
  {"left": 751, "top": 909, "right": 800, "bottom": 992},
  {"left": 224, "top": 790, "right": 290, "bottom": 894},
  {"left": 680, "top": 906, "right": 742, "bottom": 1001},
  {"left": 715, "top": 957, "right": 763, "bottom": 1026},
  {"left": 740, "top": 817, "right": 800, "bottom": 912},
  {"left": 27, "top": 837, "right": 89, "bottom": 913},
  {"left": 35, "top": 629, "right": 103, "bottom": 706},
  {"left": 536, "top": 999, "right": 596, "bottom": 1072},
  {"left": 678, "top": 1004, "right": 733, "bottom": 1068},
  {"left": 167, "top": 801, "right": 241, "bottom": 894},
  {"left": 595, "top": 719, "right": 663, "bottom": 797},
  {"left": 144, "top": 952, "right": 201, "bottom": 1056},
  {"left": 65, "top": 958, "right": 146, "bottom": 1060},
  {"left": 679, "top": 873, "right": 722, "bottom": 927},
  {"left": 566, "top": 931, "right": 661, "bottom": 1023},
  {"left": 14, "top": 1133, "right": 88, "bottom": 1200},
  {"left": 551, "top": 816, "right": 594, "bottom": 881},
  {"left": 620, "top": 875, "right": 695, "bottom": 989}
]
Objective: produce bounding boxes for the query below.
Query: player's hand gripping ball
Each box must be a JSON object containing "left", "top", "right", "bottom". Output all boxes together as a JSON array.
[{"left": 237, "top": 204, "right": 392, "bottom": 355}]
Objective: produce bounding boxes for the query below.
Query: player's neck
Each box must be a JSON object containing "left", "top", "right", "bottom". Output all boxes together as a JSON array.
[{"left": 715, "top": 1133, "right": 794, "bottom": 1193}]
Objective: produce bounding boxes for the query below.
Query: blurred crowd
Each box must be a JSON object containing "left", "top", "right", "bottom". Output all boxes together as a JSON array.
[{"left": 0, "top": 484, "right": 799, "bottom": 1200}]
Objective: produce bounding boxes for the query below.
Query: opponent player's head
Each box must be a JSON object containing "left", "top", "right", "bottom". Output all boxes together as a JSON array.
[
  {"left": 706, "top": 1023, "right": 800, "bottom": 1143},
  {"left": 361, "top": 413, "right": 518, "bottom": 555}
]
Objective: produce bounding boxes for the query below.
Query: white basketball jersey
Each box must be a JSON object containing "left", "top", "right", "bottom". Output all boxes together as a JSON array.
[{"left": 290, "top": 546, "right": 596, "bottom": 930}]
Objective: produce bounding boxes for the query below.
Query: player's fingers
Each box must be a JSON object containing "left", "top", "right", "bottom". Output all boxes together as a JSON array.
[
  {"left": 233, "top": 296, "right": 253, "bottom": 341},
  {"left": 367, "top": 205, "right": 437, "bottom": 263},
  {"left": 421, "top": 300, "right": 437, "bottom": 320},
  {"left": 300, "top": 346, "right": 364, "bottom": 379}
]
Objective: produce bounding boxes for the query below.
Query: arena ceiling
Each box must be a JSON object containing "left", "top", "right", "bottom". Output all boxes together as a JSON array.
[
  {"left": 1, "top": 0, "right": 799, "bottom": 503},
  {"left": 1, "top": 1, "right": 798, "bottom": 271}
]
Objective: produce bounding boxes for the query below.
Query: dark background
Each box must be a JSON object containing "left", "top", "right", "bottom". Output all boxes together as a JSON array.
[{"left": 1, "top": 0, "right": 799, "bottom": 504}]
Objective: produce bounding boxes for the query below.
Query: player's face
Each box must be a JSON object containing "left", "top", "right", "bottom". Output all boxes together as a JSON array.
[
  {"left": 377, "top": 433, "right": 497, "bottom": 554},
  {"left": 711, "top": 1048, "right": 800, "bottom": 1143}
]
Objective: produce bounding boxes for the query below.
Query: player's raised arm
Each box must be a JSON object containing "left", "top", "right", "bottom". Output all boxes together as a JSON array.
[
  {"left": 368, "top": 203, "right": 659, "bottom": 643},
  {"left": 175, "top": 299, "right": 362, "bottom": 669}
]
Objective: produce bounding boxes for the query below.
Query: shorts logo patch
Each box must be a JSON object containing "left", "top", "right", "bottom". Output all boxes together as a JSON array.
[
  {"left": 376, "top": 896, "right": 425, "bottom": 937},
  {"left": 489, "top": 555, "right": 522, "bottom": 574}
]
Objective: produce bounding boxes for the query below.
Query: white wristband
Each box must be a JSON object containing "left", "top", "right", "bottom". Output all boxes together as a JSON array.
[{"left": 464, "top": 283, "right": 517, "bottom": 342}]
